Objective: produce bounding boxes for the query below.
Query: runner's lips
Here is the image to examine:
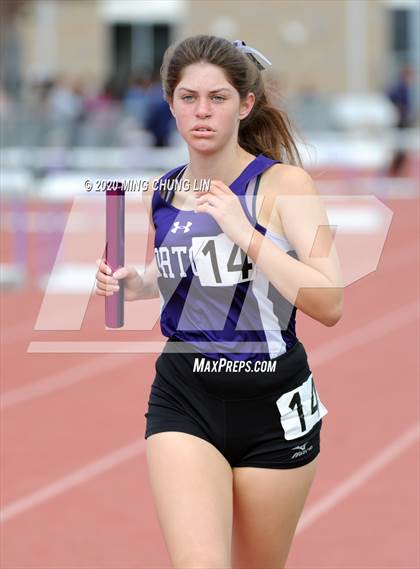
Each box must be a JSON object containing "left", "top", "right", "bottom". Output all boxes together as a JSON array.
[{"left": 191, "top": 126, "right": 215, "bottom": 137}]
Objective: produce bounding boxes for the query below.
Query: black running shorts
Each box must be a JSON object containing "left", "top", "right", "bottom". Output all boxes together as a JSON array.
[{"left": 144, "top": 339, "right": 328, "bottom": 469}]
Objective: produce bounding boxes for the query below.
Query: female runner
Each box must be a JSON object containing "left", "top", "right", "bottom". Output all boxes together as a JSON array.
[{"left": 96, "top": 35, "right": 343, "bottom": 569}]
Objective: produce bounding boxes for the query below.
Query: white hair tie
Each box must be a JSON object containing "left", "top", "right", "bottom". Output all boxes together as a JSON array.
[{"left": 233, "top": 40, "right": 272, "bottom": 71}]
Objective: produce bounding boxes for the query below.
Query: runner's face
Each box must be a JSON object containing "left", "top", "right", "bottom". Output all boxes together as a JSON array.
[{"left": 170, "top": 62, "right": 254, "bottom": 153}]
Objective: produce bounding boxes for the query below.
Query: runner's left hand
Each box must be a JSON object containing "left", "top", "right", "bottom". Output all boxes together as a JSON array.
[{"left": 195, "top": 180, "right": 254, "bottom": 248}]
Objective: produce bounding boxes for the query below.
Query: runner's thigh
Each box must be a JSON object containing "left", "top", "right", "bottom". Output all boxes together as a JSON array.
[
  {"left": 146, "top": 431, "right": 233, "bottom": 568},
  {"left": 231, "top": 457, "right": 319, "bottom": 569}
]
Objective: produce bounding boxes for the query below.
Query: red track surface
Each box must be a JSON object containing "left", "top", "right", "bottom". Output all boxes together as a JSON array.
[{"left": 1, "top": 172, "right": 419, "bottom": 567}]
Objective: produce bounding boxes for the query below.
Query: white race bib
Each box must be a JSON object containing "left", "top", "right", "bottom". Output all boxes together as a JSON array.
[
  {"left": 275, "top": 374, "right": 328, "bottom": 440},
  {"left": 191, "top": 234, "right": 255, "bottom": 287}
]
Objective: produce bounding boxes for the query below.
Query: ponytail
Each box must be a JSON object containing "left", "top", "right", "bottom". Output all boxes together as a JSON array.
[{"left": 239, "top": 91, "right": 303, "bottom": 166}]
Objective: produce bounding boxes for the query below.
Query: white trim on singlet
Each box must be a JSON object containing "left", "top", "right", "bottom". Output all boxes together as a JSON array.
[
  {"left": 244, "top": 176, "right": 256, "bottom": 218},
  {"left": 244, "top": 175, "right": 294, "bottom": 246},
  {"left": 242, "top": 174, "right": 298, "bottom": 357},
  {"left": 264, "top": 225, "right": 295, "bottom": 251},
  {"left": 265, "top": 227, "right": 293, "bottom": 245},
  {"left": 245, "top": 197, "right": 296, "bottom": 357},
  {"left": 250, "top": 266, "right": 287, "bottom": 358}
]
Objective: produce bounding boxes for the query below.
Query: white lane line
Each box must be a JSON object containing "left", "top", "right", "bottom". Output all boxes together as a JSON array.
[
  {"left": 0, "top": 353, "right": 141, "bottom": 409},
  {"left": 3, "top": 300, "right": 419, "bottom": 410},
  {"left": 0, "top": 299, "right": 418, "bottom": 523},
  {"left": 0, "top": 439, "right": 145, "bottom": 524},
  {"left": 24, "top": 299, "right": 420, "bottom": 358},
  {"left": 296, "top": 422, "right": 420, "bottom": 534},
  {"left": 309, "top": 299, "right": 419, "bottom": 367}
]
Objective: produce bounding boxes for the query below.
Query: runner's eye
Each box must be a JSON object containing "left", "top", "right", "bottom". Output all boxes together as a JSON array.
[{"left": 180, "top": 95, "right": 225, "bottom": 102}]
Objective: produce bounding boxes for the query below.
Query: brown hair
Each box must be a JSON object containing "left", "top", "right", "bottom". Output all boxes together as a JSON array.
[{"left": 160, "top": 34, "right": 303, "bottom": 166}]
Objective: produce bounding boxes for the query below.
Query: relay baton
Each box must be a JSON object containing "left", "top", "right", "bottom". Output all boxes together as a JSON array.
[{"left": 105, "top": 183, "right": 125, "bottom": 328}]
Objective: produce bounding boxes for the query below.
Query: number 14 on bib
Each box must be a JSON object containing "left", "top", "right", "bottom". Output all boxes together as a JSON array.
[{"left": 191, "top": 233, "right": 255, "bottom": 287}]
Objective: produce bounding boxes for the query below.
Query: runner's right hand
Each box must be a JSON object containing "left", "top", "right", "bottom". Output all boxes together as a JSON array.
[{"left": 95, "top": 258, "right": 143, "bottom": 302}]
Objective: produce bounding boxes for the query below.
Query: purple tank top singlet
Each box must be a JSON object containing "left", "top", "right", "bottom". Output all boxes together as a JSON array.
[{"left": 151, "top": 153, "right": 299, "bottom": 362}]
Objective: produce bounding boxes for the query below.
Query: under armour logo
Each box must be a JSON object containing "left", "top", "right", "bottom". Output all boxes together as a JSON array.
[{"left": 171, "top": 221, "right": 192, "bottom": 234}]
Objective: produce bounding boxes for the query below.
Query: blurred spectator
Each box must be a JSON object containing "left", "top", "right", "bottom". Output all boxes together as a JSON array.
[
  {"left": 47, "top": 76, "right": 85, "bottom": 145},
  {"left": 386, "top": 64, "right": 416, "bottom": 177},
  {"left": 0, "top": 83, "right": 17, "bottom": 144},
  {"left": 85, "top": 77, "right": 119, "bottom": 113},
  {"left": 0, "top": 83, "right": 13, "bottom": 118},
  {"left": 144, "top": 72, "right": 174, "bottom": 147},
  {"left": 24, "top": 77, "right": 55, "bottom": 146},
  {"left": 123, "top": 71, "right": 151, "bottom": 127},
  {"left": 47, "top": 76, "right": 83, "bottom": 121},
  {"left": 83, "top": 78, "right": 122, "bottom": 146}
]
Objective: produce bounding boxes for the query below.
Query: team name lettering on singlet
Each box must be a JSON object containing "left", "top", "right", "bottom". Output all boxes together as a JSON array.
[{"left": 154, "top": 246, "right": 194, "bottom": 278}]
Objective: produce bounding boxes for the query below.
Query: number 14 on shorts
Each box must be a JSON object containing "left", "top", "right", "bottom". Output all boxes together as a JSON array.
[{"left": 275, "top": 374, "right": 328, "bottom": 440}]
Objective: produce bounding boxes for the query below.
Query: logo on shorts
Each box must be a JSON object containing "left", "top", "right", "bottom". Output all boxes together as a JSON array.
[
  {"left": 291, "top": 442, "right": 313, "bottom": 460},
  {"left": 171, "top": 221, "right": 192, "bottom": 234}
]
